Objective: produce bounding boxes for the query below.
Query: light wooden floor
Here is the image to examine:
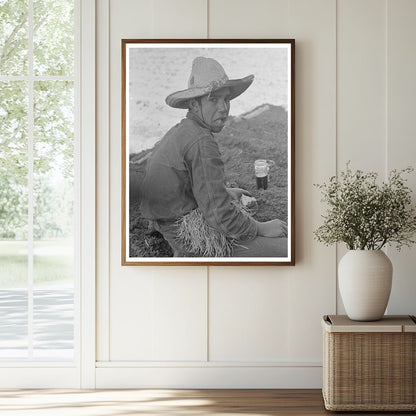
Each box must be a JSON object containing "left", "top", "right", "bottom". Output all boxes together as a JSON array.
[{"left": 0, "top": 389, "right": 413, "bottom": 415}]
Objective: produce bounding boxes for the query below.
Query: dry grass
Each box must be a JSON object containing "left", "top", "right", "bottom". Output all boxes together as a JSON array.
[{"left": 175, "top": 202, "right": 253, "bottom": 257}]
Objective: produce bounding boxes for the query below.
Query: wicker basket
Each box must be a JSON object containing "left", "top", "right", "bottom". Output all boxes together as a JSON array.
[{"left": 322, "top": 315, "right": 416, "bottom": 411}]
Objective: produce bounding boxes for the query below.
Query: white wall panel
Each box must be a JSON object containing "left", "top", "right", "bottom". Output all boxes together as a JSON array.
[
  {"left": 94, "top": 0, "right": 416, "bottom": 388},
  {"left": 103, "top": 0, "right": 208, "bottom": 362},
  {"left": 110, "top": 272, "right": 154, "bottom": 360},
  {"left": 151, "top": 0, "right": 207, "bottom": 38},
  {"left": 386, "top": 0, "right": 416, "bottom": 315},
  {"left": 110, "top": 0, "right": 153, "bottom": 37},
  {"left": 110, "top": 269, "right": 207, "bottom": 361},
  {"left": 337, "top": 0, "right": 387, "bottom": 171},
  {"left": 210, "top": 0, "right": 289, "bottom": 38},
  {"left": 151, "top": 270, "right": 208, "bottom": 361},
  {"left": 336, "top": 0, "right": 387, "bottom": 314},
  {"left": 209, "top": 268, "right": 290, "bottom": 361},
  {"left": 287, "top": 0, "right": 337, "bottom": 361},
  {"left": 108, "top": 0, "right": 206, "bottom": 38},
  {"left": 207, "top": 0, "right": 336, "bottom": 365}
]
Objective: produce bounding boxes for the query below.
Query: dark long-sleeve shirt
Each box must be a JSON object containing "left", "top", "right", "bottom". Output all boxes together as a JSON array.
[{"left": 139, "top": 112, "right": 257, "bottom": 242}]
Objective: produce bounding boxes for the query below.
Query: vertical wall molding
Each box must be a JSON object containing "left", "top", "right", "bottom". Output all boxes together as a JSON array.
[
  {"left": 385, "top": 0, "right": 389, "bottom": 178},
  {"left": 385, "top": 0, "right": 416, "bottom": 314},
  {"left": 207, "top": 0, "right": 210, "bottom": 38},
  {"left": 335, "top": 0, "right": 339, "bottom": 314},
  {"left": 96, "top": 0, "right": 111, "bottom": 362}
]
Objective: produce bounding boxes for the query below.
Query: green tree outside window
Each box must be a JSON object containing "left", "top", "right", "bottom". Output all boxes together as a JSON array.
[{"left": 1, "top": 0, "right": 75, "bottom": 288}]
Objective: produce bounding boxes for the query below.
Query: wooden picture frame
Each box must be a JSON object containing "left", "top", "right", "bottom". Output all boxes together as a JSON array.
[{"left": 122, "top": 39, "right": 295, "bottom": 265}]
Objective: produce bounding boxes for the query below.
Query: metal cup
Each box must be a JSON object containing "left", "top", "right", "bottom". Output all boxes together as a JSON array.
[{"left": 254, "top": 159, "right": 269, "bottom": 190}]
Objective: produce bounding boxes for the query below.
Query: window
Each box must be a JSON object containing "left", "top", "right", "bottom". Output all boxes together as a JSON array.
[{"left": 0, "top": 0, "right": 78, "bottom": 362}]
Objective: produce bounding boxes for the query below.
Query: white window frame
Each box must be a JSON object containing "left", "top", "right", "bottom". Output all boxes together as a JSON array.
[
  {"left": 79, "top": 0, "right": 96, "bottom": 389},
  {"left": 0, "top": 0, "right": 96, "bottom": 388}
]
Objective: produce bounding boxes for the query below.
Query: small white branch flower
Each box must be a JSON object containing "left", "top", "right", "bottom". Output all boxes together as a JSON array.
[{"left": 314, "top": 164, "right": 416, "bottom": 251}]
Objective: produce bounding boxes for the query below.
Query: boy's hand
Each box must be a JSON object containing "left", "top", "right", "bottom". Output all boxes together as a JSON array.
[
  {"left": 226, "top": 187, "right": 252, "bottom": 201},
  {"left": 256, "top": 219, "right": 287, "bottom": 238}
]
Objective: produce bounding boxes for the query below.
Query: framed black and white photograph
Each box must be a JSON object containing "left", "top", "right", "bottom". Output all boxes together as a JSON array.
[{"left": 122, "top": 39, "right": 295, "bottom": 265}]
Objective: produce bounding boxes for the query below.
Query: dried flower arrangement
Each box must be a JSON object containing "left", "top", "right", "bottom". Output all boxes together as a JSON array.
[{"left": 314, "top": 164, "right": 416, "bottom": 250}]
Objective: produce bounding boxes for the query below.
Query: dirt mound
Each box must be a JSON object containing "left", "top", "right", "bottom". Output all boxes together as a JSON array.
[{"left": 129, "top": 104, "right": 288, "bottom": 257}]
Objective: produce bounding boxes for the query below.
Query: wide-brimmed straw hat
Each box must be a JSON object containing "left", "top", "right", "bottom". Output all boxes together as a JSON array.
[{"left": 165, "top": 57, "right": 254, "bottom": 109}]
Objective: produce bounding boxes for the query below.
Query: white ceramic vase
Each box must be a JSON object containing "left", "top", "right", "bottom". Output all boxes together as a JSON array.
[{"left": 338, "top": 250, "right": 393, "bottom": 321}]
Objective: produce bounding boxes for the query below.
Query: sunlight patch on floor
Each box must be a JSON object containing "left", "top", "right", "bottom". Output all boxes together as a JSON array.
[{"left": 0, "top": 389, "right": 271, "bottom": 416}]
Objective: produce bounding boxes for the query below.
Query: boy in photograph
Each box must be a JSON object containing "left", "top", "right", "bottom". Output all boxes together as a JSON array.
[{"left": 139, "top": 57, "right": 287, "bottom": 257}]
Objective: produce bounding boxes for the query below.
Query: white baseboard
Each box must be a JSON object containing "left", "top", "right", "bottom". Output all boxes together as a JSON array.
[
  {"left": 0, "top": 364, "right": 323, "bottom": 389},
  {"left": 0, "top": 367, "right": 79, "bottom": 388},
  {"left": 96, "top": 365, "right": 323, "bottom": 389}
]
